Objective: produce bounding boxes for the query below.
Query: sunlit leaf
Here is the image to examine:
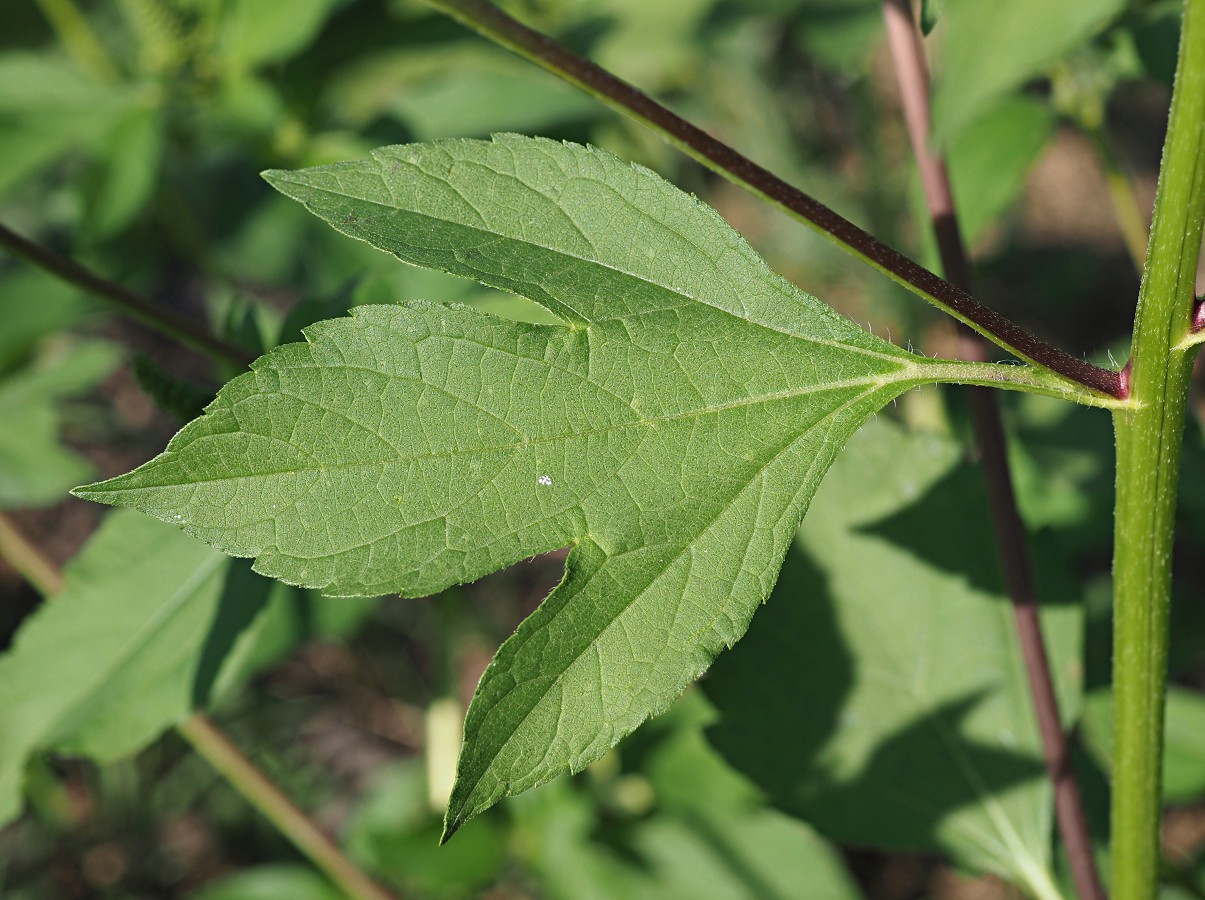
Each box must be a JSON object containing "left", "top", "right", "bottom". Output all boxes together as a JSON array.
[{"left": 74, "top": 135, "right": 1077, "bottom": 837}]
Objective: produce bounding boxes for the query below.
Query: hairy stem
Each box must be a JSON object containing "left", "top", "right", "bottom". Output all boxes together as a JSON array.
[
  {"left": 0, "top": 223, "right": 253, "bottom": 369},
  {"left": 0, "top": 514, "right": 396, "bottom": 900},
  {"left": 914, "top": 360, "right": 1126, "bottom": 409},
  {"left": 1111, "top": 0, "right": 1205, "bottom": 895},
  {"left": 881, "top": 4, "right": 1106, "bottom": 898},
  {"left": 419, "top": 0, "right": 1125, "bottom": 400}
]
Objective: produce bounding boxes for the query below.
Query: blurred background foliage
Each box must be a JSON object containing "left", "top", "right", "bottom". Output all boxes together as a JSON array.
[{"left": 1, "top": 0, "right": 1203, "bottom": 897}]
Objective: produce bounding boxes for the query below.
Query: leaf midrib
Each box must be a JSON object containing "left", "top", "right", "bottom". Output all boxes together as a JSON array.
[
  {"left": 849, "top": 547, "right": 1054, "bottom": 887},
  {"left": 101, "top": 370, "right": 913, "bottom": 493},
  {"left": 453, "top": 381, "right": 891, "bottom": 820}
]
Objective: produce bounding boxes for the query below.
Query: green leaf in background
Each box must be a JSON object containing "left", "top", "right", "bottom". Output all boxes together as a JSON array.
[
  {"left": 130, "top": 354, "right": 216, "bottom": 423},
  {"left": 1161, "top": 857, "right": 1205, "bottom": 900},
  {"left": 930, "top": 0, "right": 1126, "bottom": 141},
  {"left": 920, "top": 0, "right": 944, "bottom": 36},
  {"left": 81, "top": 103, "right": 163, "bottom": 243},
  {"left": 208, "top": 587, "right": 378, "bottom": 701},
  {"left": 1081, "top": 686, "right": 1205, "bottom": 805},
  {"left": 946, "top": 96, "right": 1055, "bottom": 247},
  {"left": 584, "top": 0, "right": 717, "bottom": 90},
  {"left": 792, "top": 0, "right": 885, "bottom": 79},
  {"left": 508, "top": 777, "right": 666, "bottom": 900},
  {"left": 187, "top": 864, "right": 343, "bottom": 900},
  {"left": 0, "top": 52, "right": 139, "bottom": 198},
  {"left": 73, "top": 136, "right": 1081, "bottom": 839},
  {"left": 214, "top": 0, "right": 345, "bottom": 70},
  {"left": 1128, "top": 0, "right": 1182, "bottom": 88},
  {"left": 0, "top": 341, "right": 119, "bottom": 509},
  {"left": 344, "top": 760, "right": 505, "bottom": 896},
  {"left": 326, "top": 44, "right": 598, "bottom": 140},
  {"left": 911, "top": 96, "right": 1055, "bottom": 268},
  {"left": 0, "top": 270, "right": 92, "bottom": 372},
  {"left": 703, "top": 419, "right": 1083, "bottom": 898},
  {"left": 0, "top": 510, "right": 299, "bottom": 826},
  {"left": 632, "top": 694, "right": 865, "bottom": 900},
  {"left": 507, "top": 692, "right": 863, "bottom": 900}
]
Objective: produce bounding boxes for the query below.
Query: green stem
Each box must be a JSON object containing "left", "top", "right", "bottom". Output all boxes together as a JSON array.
[
  {"left": 177, "top": 715, "right": 399, "bottom": 900},
  {"left": 1111, "top": 0, "right": 1205, "bottom": 895},
  {"left": 32, "top": 0, "right": 119, "bottom": 81}
]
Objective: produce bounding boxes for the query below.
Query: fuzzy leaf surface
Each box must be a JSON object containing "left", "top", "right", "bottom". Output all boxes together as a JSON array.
[{"left": 75, "top": 135, "right": 1049, "bottom": 836}]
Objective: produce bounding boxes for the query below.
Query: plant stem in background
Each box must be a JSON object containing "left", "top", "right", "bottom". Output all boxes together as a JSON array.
[
  {"left": 0, "top": 514, "right": 397, "bottom": 900},
  {"left": 177, "top": 716, "right": 400, "bottom": 900},
  {"left": 31, "top": 0, "right": 119, "bottom": 81},
  {"left": 0, "top": 223, "right": 254, "bottom": 369},
  {"left": 880, "top": 4, "right": 1106, "bottom": 898},
  {"left": 0, "top": 514, "right": 64, "bottom": 596},
  {"left": 419, "top": 0, "right": 1126, "bottom": 401},
  {"left": 1090, "top": 128, "right": 1151, "bottom": 275},
  {"left": 1112, "top": 0, "right": 1205, "bottom": 894}
]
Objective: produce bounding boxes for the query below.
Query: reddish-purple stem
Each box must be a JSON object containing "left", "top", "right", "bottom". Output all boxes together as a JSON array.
[
  {"left": 427, "top": 0, "right": 1125, "bottom": 399},
  {"left": 882, "top": 3, "right": 1106, "bottom": 898},
  {"left": 0, "top": 222, "right": 253, "bottom": 368}
]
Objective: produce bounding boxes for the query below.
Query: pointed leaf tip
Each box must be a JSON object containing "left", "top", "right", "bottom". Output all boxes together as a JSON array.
[{"left": 85, "top": 137, "right": 970, "bottom": 828}]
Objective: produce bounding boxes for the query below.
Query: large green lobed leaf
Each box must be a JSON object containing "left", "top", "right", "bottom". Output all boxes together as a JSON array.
[{"left": 74, "top": 135, "right": 1085, "bottom": 836}]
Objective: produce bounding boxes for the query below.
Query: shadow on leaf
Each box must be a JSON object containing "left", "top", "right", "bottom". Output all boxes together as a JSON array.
[
  {"left": 702, "top": 539, "right": 1044, "bottom": 856},
  {"left": 857, "top": 462, "right": 1005, "bottom": 598},
  {"left": 191, "top": 560, "right": 273, "bottom": 706}
]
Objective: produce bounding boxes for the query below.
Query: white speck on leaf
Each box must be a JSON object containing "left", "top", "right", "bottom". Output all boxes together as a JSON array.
[{"left": 537, "top": 475, "right": 553, "bottom": 487}]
